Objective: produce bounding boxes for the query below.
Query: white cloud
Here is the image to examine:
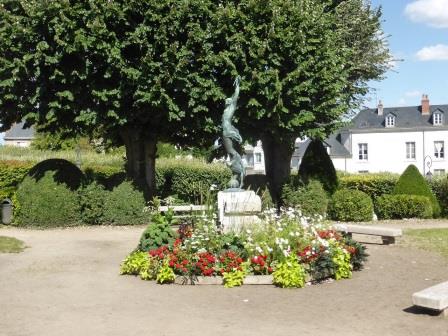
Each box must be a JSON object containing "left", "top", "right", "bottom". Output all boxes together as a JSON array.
[
  {"left": 404, "top": 90, "right": 422, "bottom": 97},
  {"left": 405, "top": 0, "right": 448, "bottom": 28},
  {"left": 416, "top": 44, "right": 448, "bottom": 60}
]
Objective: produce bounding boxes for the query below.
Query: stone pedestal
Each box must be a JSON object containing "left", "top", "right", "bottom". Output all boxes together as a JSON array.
[{"left": 217, "top": 190, "right": 262, "bottom": 232}]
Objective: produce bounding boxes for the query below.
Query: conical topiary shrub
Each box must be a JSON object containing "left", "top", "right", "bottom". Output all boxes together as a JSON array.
[
  {"left": 298, "top": 139, "right": 338, "bottom": 194},
  {"left": 393, "top": 164, "right": 440, "bottom": 217}
]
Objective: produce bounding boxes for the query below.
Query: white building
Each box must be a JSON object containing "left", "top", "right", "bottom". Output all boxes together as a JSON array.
[
  {"left": 247, "top": 95, "right": 448, "bottom": 176},
  {"left": 3, "top": 122, "right": 35, "bottom": 147}
]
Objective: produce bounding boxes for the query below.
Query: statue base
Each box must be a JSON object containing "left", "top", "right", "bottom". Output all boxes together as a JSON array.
[{"left": 217, "top": 190, "right": 262, "bottom": 233}]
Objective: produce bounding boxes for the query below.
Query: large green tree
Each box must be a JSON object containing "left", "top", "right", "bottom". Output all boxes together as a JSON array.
[
  {"left": 199, "top": 0, "right": 391, "bottom": 203},
  {"left": 0, "top": 0, "right": 222, "bottom": 198}
]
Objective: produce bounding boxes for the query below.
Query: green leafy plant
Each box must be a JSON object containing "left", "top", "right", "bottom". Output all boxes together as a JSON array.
[
  {"left": 138, "top": 210, "right": 177, "bottom": 252},
  {"left": 15, "top": 171, "right": 80, "bottom": 227},
  {"left": 156, "top": 259, "right": 176, "bottom": 284},
  {"left": 120, "top": 251, "right": 149, "bottom": 275},
  {"left": 393, "top": 164, "right": 440, "bottom": 217},
  {"left": 311, "top": 253, "right": 335, "bottom": 280},
  {"left": 282, "top": 179, "right": 328, "bottom": 217},
  {"left": 342, "top": 235, "right": 369, "bottom": 271},
  {"left": 78, "top": 182, "right": 109, "bottom": 225},
  {"left": 375, "top": 194, "right": 432, "bottom": 219},
  {"left": 223, "top": 268, "right": 246, "bottom": 288},
  {"left": 273, "top": 254, "right": 306, "bottom": 288},
  {"left": 339, "top": 172, "right": 398, "bottom": 199},
  {"left": 332, "top": 247, "right": 352, "bottom": 280},
  {"left": 329, "top": 189, "right": 373, "bottom": 222},
  {"left": 102, "top": 181, "right": 149, "bottom": 225}
]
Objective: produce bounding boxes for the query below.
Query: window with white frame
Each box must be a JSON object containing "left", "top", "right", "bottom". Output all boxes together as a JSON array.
[
  {"left": 385, "top": 115, "right": 395, "bottom": 127},
  {"left": 433, "top": 113, "right": 443, "bottom": 126},
  {"left": 434, "top": 169, "right": 445, "bottom": 176},
  {"left": 406, "top": 142, "right": 416, "bottom": 160},
  {"left": 434, "top": 141, "right": 445, "bottom": 159},
  {"left": 358, "top": 143, "right": 368, "bottom": 161},
  {"left": 255, "top": 153, "right": 262, "bottom": 163}
]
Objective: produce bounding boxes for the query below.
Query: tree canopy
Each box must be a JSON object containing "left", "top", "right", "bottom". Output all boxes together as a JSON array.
[{"left": 0, "top": 0, "right": 391, "bottom": 201}]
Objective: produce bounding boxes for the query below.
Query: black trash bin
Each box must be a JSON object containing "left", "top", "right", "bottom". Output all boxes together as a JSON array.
[{"left": 2, "top": 198, "right": 12, "bottom": 224}]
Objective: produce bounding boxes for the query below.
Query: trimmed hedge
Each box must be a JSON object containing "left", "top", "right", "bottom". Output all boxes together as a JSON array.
[
  {"left": 282, "top": 180, "right": 328, "bottom": 217},
  {"left": 429, "top": 177, "right": 448, "bottom": 217},
  {"left": 15, "top": 171, "right": 81, "bottom": 227},
  {"left": 393, "top": 164, "right": 440, "bottom": 217},
  {"left": 329, "top": 189, "right": 373, "bottom": 222},
  {"left": 375, "top": 194, "right": 432, "bottom": 219},
  {"left": 339, "top": 173, "right": 398, "bottom": 199}
]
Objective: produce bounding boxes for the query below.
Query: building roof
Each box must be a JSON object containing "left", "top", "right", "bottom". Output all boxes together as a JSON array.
[
  {"left": 292, "top": 134, "right": 350, "bottom": 160},
  {"left": 4, "top": 122, "right": 35, "bottom": 140},
  {"left": 350, "top": 104, "right": 448, "bottom": 131}
]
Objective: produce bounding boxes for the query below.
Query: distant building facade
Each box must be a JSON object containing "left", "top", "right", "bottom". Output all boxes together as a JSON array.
[{"left": 3, "top": 122, "right": 35, "bottom": 147}]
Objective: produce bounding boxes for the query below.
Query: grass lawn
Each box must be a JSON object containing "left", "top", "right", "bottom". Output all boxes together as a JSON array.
[
  {"left": 0, "top": 236, "right": 26, "bottom": 253},
  {"left": 403, "top": 228, "right": 448, "bottom": 258}
]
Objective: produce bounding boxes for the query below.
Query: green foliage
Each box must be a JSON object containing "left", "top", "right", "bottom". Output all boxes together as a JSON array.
[
  {"left": 332, "top": 248, "right": 352, "bottom": 280},
  {"left": 156, "top": 259, "right": 176, "bottom": 284},
  {"left": 329, "top": 189, "right": 373, "bottom": 222},
  {"left": 223, "top": 267, "right": 247, "bottom": 288},
  {"left": 393, "top": 164, "right": 440, "bottom": 217},
  {"left": 102, "top": 181, "right": 149, "bottom": 225},
  {"left": 31, "top": 131, "right": 78, "bottom": 151},
  {"left": 339, "top": 173, "right": 398, "bottom": 199},
  {"left": 260, "top": 187, "right": 274, "bottom": 211},
  {"left": 342, "top": 235, "right": 369, "bottom": 271},
  {"left": 78, "top": 182, "right": 109, "bottom": 225},
  {"left": 298, "top": 140, "right": 339, "bottom": 194},
  {"left": 311, "top": 253, "right": 335, "bottom": 280},
  {"left": 0, "top": 160, "right": 33, "bottom": 191},
  {"left": 15, "top": 171, "right": 80, "bottom": 227},
  {"left": 375, "top": 194, "right": 433, "bottom": 219},
  {"left": 282, "top": 180, "right": 328, "bottom": 217},
  {"left": 120, "top": 251, "right": 149, "bottom": 276},
  {"left": 138, "top": 210, "right": 177, "bottom": 252},
  {"left": 273, "top": 254, "right": 306, "bottom": 288},
  {"left": 27, "top": 158, "right": 84, "bottom": 190},
  {"left": 429, "top": 177, "right": 448, "bottom": 217}
]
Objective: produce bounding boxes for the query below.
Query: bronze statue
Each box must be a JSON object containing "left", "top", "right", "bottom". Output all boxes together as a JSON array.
[{"left": 222, "top": 76, "right": 245, "bottom": 189}]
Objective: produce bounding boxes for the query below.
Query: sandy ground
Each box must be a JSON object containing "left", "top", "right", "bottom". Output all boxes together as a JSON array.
[{"left": 0, "top": 223, "right": 448, "bottom": 336}]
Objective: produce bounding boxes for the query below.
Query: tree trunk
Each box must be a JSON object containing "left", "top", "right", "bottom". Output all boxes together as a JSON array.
[
  {"left": 120, "top": 126, "right": 157, "bottom": 200},
  {"left": 261, "top": 135, "right": 295, "bottom": 207}
]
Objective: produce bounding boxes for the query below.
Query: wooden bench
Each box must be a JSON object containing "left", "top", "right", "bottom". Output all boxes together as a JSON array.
[
  {"left": 412, "top": 281, "right": 448, "bottom": 317},
  {"left": 334, "top": 224, "right": 402, "bottom": 245}
]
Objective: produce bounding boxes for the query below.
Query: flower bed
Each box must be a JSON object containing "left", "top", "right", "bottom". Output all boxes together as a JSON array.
[{"left": 120, "top": 209, "right": 368, "bottom": 288}]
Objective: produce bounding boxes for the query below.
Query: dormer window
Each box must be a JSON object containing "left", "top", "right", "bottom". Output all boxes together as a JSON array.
[
  {"left": 385, "top": 114, "right": 395, "bottom": 127},
  {"left": 433, "top": 112, "right": 443, "bottom": 126}
]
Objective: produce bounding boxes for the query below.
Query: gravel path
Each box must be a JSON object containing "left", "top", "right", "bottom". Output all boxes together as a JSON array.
[{"left": 0, "top": 224, "right": 447, "bottom": 336}]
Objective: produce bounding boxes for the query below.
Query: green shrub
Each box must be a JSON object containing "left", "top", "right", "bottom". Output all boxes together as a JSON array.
[
  {"left": 339, "top": 172, "right": 398, "bottom": 199},
  {"left": 120, "top": 251, "right": 150, "bottom": 275},
  {"left": 282, "top": 180, "right": 328, "bottom": 217},
  {"left": 273, "top": 254, "right": 306, "bottom": 288},
  {"left": 138, "top": 210, "right": 177, "bottom": 251},
  {"left": 27, "top": 158, "right": 84, "bottom": 190},
  {"left": 298, "top": 139, "right": 338, "bottom": 194},
  {"left": 375, "top": 194, "right": 432, "bottom": 219},
  {"left": 329, "top": 189, "right": 373, "bottom": 222},
  {"left": 15, "top": 171, "right": 80, "bottom": 227},
  {"left": 78, "top": 182, "right": 109, "bottom": 225},
  {"left": 393, "top": 164, "right": 440, "bottom": 217},
  {"left": 428, "top": 177, "right": 448, "bottom": 217},
  {"left": 102, "top": 181, "right": 149, "bottom": 225}
]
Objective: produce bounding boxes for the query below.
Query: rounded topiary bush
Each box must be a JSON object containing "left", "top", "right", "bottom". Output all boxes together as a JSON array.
[
  {"left": 329, "top": 189, "right": 373, "bottom": 222},
  {"left": 282, "top": 180, "right": 328, "bottom": 217},
  {"left": 393, "top": 164, "right": 440, "bottom": 217},
  {"left": 298, "top": 139, "right": 338, "bottom": 194},
  {"left": 102, "top": 181, "right": 149, "bottom": 225},
  {"left": 15, "top": 171, "right": 80, "bottom": 227},
  {"left": 28, "top": 158, "right": 84, "bottom": 190}
]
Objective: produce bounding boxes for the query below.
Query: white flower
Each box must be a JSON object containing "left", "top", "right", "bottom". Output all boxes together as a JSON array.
[{"left": 256, "top": 246, "right": 263, "bottom": 254}]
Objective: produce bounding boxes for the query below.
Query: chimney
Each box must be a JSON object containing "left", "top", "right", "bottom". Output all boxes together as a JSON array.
[
  {"left": 377, "top": 100, "right": 383, "bottom": 115},
  {"left": 421, "top": 94, "right": 430, "bottom": 115}
]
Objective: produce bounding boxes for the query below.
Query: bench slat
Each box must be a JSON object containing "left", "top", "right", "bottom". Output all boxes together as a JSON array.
[{"left": 334, "top": 224, "right": 402, "bottom": 237}]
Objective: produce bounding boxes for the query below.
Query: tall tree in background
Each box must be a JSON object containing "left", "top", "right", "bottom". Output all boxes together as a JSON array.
[{"left": 0, "top": 0, "right": 222, "bottom": 198}]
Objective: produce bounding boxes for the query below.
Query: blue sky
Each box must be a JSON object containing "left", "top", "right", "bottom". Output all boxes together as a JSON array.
[{"left": 365, "top": 0, "right": 448, "bottom": 108}]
